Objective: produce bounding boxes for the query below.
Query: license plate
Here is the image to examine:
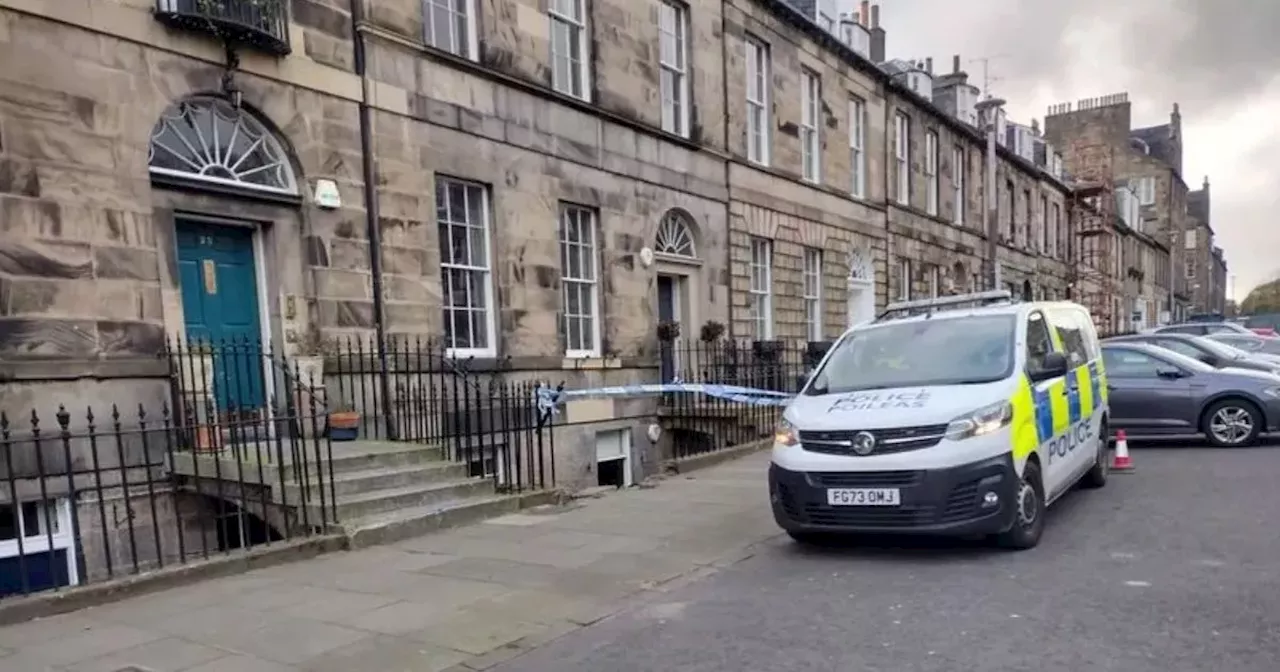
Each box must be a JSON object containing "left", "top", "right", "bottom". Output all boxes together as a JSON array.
[{"left": 826, "top": 488, "right": 900, "bottom": 506}]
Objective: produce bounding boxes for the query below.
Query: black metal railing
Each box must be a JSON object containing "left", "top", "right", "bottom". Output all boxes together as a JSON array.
[
  {"left": 323, "top": 336, "right": 555, "bottom": 493},
  {"left": 0, "top": 367, "right": 334, "bottom": 602},
  {"left": 656, "top": 340, "right": 815, "bottom": 460},
  {"left": 155, "top": 0, "right": 291, "bottom": 56}
]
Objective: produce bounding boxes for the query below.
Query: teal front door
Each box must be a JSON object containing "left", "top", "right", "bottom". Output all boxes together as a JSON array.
[{"left": 176, "top": 219, "right": 266, "bottom": 411}]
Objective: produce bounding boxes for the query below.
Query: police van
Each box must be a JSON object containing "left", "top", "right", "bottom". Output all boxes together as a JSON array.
[{"left": 768, "top": 290, "right": 1109, "bottom": 550}]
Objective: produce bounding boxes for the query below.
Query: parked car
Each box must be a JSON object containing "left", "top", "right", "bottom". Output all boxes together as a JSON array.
[
  {"left": 1150, "top": 321, "right": 1257, "bottom": 336},
  {"left": 1101, "top": 342, "right": 1280, "bottom": 447},
  {"left": 1243, "top": 313, "right": 1280, "bottom": 336},
  {"left": 1102, "top": 333, "right": 1280, "bottom": 376},
  {"left": 1207, "top": 333, "right": 1280, "bottom": 358}
]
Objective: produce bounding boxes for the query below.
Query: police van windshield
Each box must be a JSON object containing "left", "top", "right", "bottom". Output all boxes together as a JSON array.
[{"left": 805, "top": 314, "right": 1017, "bottom": 395}]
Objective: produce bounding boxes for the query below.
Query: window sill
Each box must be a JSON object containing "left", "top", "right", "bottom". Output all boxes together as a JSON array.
[
  {"left": 447, "top": 348, "right": 497, "bottom": 360},
  {"left": 561, "top": 356, "right": 623, "bottom": 370}
]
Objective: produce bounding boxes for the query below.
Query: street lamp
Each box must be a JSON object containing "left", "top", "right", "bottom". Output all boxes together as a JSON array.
[{"left": 976, "top": 96, "right": 1006, "bottom": 289}]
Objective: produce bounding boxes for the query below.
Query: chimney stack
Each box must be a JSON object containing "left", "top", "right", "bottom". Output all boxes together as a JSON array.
[
  {"left": 869, "top": 5, "right": 884, "bottom": 62},
  {"left": 952, "top": 54, "right": 960, "bottom": 73},
  {"left": 925, "top": 57, "right": 932, "bottom": 74},
  {"left": 860, "top": 1, "right": 870, "bottom": 26}
]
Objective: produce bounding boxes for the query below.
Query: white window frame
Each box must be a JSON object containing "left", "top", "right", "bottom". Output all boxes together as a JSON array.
[
  {"left": 849, "top": 97, "right": 865, "bottom": 198},
  {"left": 1135, "top": 176, "right": 1156, "bottom": 205},
  {"left": 803, "top": 247, "right": 823, "bottom": 341},
  {"left": 658, "top": 1, "right": 690, "bottom": 137},
  {"left": 437, "top": 177, "right": 497, "bottom": 358},
  {"left": 800, "top": 69, "right": 821, "bottom": 183},
  {"left": 549, "top": 0, "right": 591, "bottom": 101},
  {"left": 924, "top": 130, "right": 938, "bottom": 215},
  {"left": 894, "top": 112, "right": 910, "bottom": 204},
  {"left": 952, "top": 144, "right": 964, "bottom": 225},
  {"left": 560, "top": 204, "right": 601, "bottom": 358},
  {"left": 1040, "top": 195, "right": 1049, "bottom": 253},
  {"left": 896, "top": 258, "right": 911, "bottom": 301},
  {"left": 745, "top": 35, "right": 771, "bottom": 166},
  {"left": 0, "top": 498, "right": 78, "bottom": 589},
  {"left": 749, "top": 237, "right": 774, "bottom": 339},
  {"left": 1053, "top": 202, "right": 1063, "bottom": 259},
  {"left": 424, "top": 0, "right": 479, "bottom": 60},
  {"left": 928, "top": 265, "right": 941, "bottom": 298}
]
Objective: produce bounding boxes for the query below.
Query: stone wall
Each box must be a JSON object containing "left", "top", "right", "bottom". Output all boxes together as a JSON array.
[{"left": 0, "top": 5, "right": 363, "bottom": 387}]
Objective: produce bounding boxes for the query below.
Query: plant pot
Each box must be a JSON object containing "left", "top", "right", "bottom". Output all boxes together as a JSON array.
[
  {"left": 194, "top": 424, "right": 223, "bottom": 453},
  {"left": 328, "top": 411, "right": 360, "bottom": 441}
]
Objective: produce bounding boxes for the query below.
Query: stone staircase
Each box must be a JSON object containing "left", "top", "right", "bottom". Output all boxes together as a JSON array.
[{"left": 171, "top": 438, "right": 553, "bottom": 549}]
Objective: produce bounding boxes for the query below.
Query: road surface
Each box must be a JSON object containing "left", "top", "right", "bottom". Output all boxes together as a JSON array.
[{"left": 495, "top": 444, "right": 1280, "bottom": 672}]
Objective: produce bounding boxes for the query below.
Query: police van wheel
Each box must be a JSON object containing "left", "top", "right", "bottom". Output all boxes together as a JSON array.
[
  {"left": 1081, "top": 423, "right": 1110, "bottom": 489},
  {"left": 995, "top": 461, "right": 1044, "bottom": 550}
]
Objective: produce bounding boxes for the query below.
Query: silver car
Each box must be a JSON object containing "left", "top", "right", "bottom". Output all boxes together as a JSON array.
[
  {"left": 1207, "top": 333, "right": 1280, "bottom": 361},
  {"left": 1101, "top": 342, "right": 1280, "bottom": 447},
  {"left": 1104, "top": 333, "right": 1280, "bottom": 376},
  {"left": 1150, "top": 322, "right": 1257, "bottom": 336}
]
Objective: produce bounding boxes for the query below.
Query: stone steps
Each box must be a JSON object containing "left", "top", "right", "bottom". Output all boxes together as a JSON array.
[{"left": 177, "top": 437, "right": 549, "bottom": 546}]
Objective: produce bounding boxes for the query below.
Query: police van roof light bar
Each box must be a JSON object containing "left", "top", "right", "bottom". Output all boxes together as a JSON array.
[{"left": 877, "top": 290, "right": 1015, "bottom": 321}]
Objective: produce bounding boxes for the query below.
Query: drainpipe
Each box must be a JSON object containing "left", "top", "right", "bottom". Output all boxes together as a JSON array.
[
  {"left": 720, "top": 0, "right": 734, "bottom": 341},
  {"left": 351, "top": 1, "right": 395, "bottom": 439}
]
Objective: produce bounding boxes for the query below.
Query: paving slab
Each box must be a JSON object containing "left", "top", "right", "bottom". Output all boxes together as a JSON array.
[{"left": 0, "top": 450, "right": 778, "bottom": 671}]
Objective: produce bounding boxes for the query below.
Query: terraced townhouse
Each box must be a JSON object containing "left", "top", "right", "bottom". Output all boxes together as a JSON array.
[{"left": 0, "top": 0, "right": 1177, "bottom": 597}]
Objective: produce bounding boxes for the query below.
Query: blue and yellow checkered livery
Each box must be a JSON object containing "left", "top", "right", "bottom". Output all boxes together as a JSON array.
[{"left": 1012, "top": 358, "right": 1106, "bottom": 461}]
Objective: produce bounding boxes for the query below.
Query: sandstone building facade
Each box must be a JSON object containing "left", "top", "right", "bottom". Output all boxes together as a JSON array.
[
  {"left": 1045, "top": 94, "right": 1224, "bottom": 326},
  {"left": 3, "top": 0, "right": 1215, "bottom": 596},
  {"left": 1, "top": 0, "right": 1102, "bottom": 404}
]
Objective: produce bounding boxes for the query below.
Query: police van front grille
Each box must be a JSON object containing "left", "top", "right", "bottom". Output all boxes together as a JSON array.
[
  {"left": 799, "top": 425, "right": 949, "bottom": 456},
  {"left": 807, "top": 470, "right": 924, "bottom": 487}
]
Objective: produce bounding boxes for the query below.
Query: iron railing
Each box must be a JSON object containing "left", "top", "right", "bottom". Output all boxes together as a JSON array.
[
  {"left": 656, "top": 340, "right": 817, "bottom": 460},
  {"left": 0, "top": 367, "right": 333, "bottom": 601},
  {"left": 167, "top": 337, "right": 555, "bottom": 494},
  {"left": 155, "top": 0, "right": 291, "bottom": 56}
]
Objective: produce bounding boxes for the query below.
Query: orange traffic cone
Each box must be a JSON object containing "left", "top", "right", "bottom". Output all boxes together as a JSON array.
[{"left": 1112, "top": 429, "right": 1134, "bottom": 472}]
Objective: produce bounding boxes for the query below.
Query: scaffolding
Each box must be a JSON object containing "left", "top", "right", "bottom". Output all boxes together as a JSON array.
[{"left": 1067, "top": 142, "right": 1121, "bottom": 333}]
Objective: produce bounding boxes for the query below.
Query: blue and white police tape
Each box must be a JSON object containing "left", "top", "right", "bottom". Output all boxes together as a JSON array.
[{"left": 535, "top": 380, "right": 795, "bottom": 414}]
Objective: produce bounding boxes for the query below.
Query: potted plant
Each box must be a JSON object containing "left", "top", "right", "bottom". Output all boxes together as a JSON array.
[
  {"left": 327, "top": 400, "right": 361, "bottom": 442},
  {"left": 699, "top": 320, "right": 725, "bottom": 343},
  {"left": 656, "top": 320, "right": 681, "bottom": 342}
]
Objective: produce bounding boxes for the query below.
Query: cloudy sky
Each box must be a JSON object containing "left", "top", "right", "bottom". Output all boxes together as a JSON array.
[{"left": 875, "top": 0, "right": 1280, "bottom": 301}]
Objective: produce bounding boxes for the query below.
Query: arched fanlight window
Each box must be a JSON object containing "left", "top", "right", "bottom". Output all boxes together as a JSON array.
[
  {"left": 654, "top": 210, "right": 697, "bottom": 258},
  {"left": 148, "top": 96, "right": 298, "bottom": 195}
]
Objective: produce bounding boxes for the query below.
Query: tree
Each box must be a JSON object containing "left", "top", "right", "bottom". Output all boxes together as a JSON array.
[{"left": 1240, "top": 279, "right": 1280, "bottom": 315}]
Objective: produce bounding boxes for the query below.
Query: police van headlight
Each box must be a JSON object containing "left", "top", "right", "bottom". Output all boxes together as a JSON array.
[
  {"left": 945, "top": 401, "right": 1013, "bottom": 441},
  {"left": 774, "top": 418, "right": 799, "bottom": 446}
]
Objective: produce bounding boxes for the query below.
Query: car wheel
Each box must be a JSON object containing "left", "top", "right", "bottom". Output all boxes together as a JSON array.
[
  {"left": 995, "top": 460, "right": 1045, "bottom": 550},
  {"left": 1081, "top": 422, "right": 1109, "bottom": 489},
  {"left": 1202, "top": 399, "right": 1263, "bottom": 448}
]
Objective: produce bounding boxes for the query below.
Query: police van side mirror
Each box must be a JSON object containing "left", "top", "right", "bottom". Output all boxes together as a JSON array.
[
  {"left": 1030, "top": 352, "right": 1069, "bottom": 381},
  {"left": 1156, "top": 367, "right": 1186, "bottom": 379}
]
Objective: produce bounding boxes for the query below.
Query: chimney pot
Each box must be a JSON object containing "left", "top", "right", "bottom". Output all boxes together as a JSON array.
[
  {"left": 925, "top": 57, "right": 933, "bottom": 73},
  {"left": 860, "top": 1, "right": 870, "bottom": 26},
  {"left": 870, "top": 4, "right": 879, "bottom": 28},
  {"left": 953, "top": 54, "right": 960, "bottom": 73}
]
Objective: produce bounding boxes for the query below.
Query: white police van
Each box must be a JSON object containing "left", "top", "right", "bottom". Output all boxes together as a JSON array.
[{"left": 768, "top": 290, "right": 1110, "bottom": 550}]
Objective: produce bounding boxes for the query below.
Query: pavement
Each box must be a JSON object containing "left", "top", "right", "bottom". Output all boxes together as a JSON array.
[
  {"left": 0, "top": 453, "right": 779, "bottom": 671},
  {"left": 6, "top": 443, "right": 1280, "bottom": 671}
]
